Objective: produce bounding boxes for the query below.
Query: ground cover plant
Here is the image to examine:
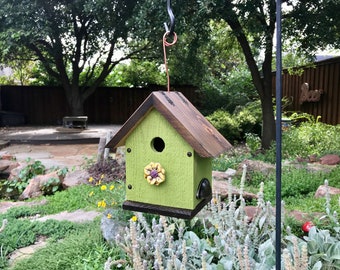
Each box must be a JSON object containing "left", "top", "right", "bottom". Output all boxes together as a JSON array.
[
  {"left": 1, "top": 113, "right": 340, "bottom": 269},
  {"left": 10, "top": 223, "right": 127, "bottom": 270},
  {"left": 0, "top": 178, "right": 127, "bottom": 269}
]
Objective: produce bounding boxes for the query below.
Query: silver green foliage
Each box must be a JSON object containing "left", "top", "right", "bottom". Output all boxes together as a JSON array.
[{"left": 112, "top": 166, "right": 339, "bottom": 269}]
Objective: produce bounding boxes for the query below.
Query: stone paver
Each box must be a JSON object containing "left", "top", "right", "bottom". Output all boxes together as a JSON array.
[
  {"left": 8, "top": 237, "right": 48, "bottom": 267},
  {"left": 0, "top": 200, "right": 48, "bottom": 214},
  {"left": 0, "top": 143, "right": 99, "bottom": 169},
  {"left": 34, "top": 209, "right": 101, "bottom": 223}
]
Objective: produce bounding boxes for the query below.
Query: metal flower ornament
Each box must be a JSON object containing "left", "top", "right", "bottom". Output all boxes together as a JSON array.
[{"left": 144, "top": 162, "right": 166, "bottom": 185}]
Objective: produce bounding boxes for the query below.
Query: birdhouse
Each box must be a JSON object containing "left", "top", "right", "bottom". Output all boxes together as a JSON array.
[{"left": 106, "top": 91, "right": 232, "bottom": 219}]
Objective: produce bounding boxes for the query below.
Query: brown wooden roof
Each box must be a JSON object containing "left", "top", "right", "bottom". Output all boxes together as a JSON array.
[{"left": 106, "top": 91, "right": 232, "bottom": 158}]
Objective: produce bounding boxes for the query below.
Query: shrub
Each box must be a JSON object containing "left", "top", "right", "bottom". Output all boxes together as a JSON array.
[
  {"left": 263, "top": 167, "right": 326, "bottom": 202},
  {"left": 245, "top": 133, "right": 262, "bottom": 155},
  {"left": 281, "top": 119, "right": 340, "bottom": 159},
  {"left": 234, "top": 100, "right": 262, "bottom": 138},
  {"left": 199, "top": 66, "right": 257, "bottom": 116},
  {"left": 206, "top": 101, "right": 262, "bottom": 143},
  {"left": 251, "top": 115, "right": 340, "bottom": 162},
  {"left": 206, "top": 110, "right": 241, "bottom": 142}
]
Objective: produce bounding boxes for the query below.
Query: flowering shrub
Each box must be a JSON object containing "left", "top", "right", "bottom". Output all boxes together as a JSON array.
[{"left": 86, "top": 179, "right": 123, "bottom": 211}]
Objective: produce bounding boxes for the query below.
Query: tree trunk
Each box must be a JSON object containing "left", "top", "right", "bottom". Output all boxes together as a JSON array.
[
  {"left": 63, "top": 84, "right": 85, "bottom": 116},
  {"left": 70, "top": 98, "right": 84, "bottom": 116},
  {"left": 260, "top": 91, "right": 276, "bottom": 149}
]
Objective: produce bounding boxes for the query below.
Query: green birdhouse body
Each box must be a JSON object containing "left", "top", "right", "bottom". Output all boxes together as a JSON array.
[{"left": 107, "top": 91, "right": 232, "bottom": 219}]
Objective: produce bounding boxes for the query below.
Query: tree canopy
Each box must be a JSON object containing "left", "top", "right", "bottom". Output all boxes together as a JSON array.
[
  {"left": 0, "top": 0, "right": 142, "bottom": 115},
  {"left": 190, "top": 0, "right": 340, "bottom": 148},
  {"left": 1, "top": 0, "right": 340, "bottom": 148}
]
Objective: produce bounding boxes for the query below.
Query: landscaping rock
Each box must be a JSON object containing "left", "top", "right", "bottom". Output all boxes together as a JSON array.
[
  {"left": 8, "top": 163, "right": 25, "bottom": 180},
  {"left": 314, "top": 185, "right": 340, "bottom": 198},
  {"left": 212, "top": 180, "right": 258, "bottom": 201},
  {"left": 212, "top": 169, "right": 236, "bottom": 181},
  {"left": 0, "top": 151, "right": 15, "bottom": 160},
  {"left": 19, "top": 171, "right": 64, "bottom": 200},
  {"left": 62, "top": 169, "right": 90, "bottom": 189},
  {"left": 319, "top": 154, "right": 340, "bottom": 165},
  {"left": 244, "top": 206, "right": 260, "bottom": 222},
  {"left": 0, "top": 159, "right": 19, "bottom": 175},
  {"left": 101, "top": 210, "right": 127, "bottom": 245},
  {"left": 287, "top": 210, "right": 323, "bottom": 222},
  {"left": 238, "top": 159, "right": 275, "bottom": 178}
]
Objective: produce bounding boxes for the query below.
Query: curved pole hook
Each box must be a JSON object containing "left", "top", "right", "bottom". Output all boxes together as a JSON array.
[{"left": 164, "top": 0, "right": 175, "bottom": 35}]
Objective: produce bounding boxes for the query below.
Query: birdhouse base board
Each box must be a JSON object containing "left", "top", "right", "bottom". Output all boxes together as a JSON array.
[{"left": 123, "top": 197, "right": 212, "bottom": 219}]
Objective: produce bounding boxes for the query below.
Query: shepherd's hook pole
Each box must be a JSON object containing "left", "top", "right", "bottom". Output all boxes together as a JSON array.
[{"left": 275, "top": 0, "right": 282, "bottom": 269}]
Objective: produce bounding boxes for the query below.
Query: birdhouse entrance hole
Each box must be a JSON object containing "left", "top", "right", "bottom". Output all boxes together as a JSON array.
[{"left": 151, "top": 137, "right": 165, "bottom": 152}]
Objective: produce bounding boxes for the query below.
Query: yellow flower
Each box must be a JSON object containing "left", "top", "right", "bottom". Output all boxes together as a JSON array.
[
  {"left": 101, "top": 201, "right": 107, "bottom": 208},
  {"left": 131, "top": 215, "right": 138, "bottom": 222},
  {"left": 89, "top": 191, "right": 94, "bottom": 197},
  {"left": 97, "top": 200, "right": 107, "bottom": 208},
  {"left": 111, "top": 200, "right": 117, "bottom": 205},
  {"left": 101, "top": 185, "right": 107, "bottom": 191},
  {"left": 144, "top": 162, "right": 165, "bottom": 185},
  {"left": 88, "top": 176, "right": 93, "bottom": 183},
  {"left": 107, "top": 213, "right": 112, "bottom": 219},
  {"left": 109, "top": 185, "right": 115, "bottom": 191}
]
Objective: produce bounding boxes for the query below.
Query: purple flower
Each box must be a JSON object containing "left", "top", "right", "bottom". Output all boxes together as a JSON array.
[{"left": 150, "top": 169, "right": 159, "bottom": 179}]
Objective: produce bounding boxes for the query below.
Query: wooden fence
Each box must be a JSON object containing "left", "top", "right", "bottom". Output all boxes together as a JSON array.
[
  {"left": 273, "top": 56, "right": 340, "bottom": 125},
  {"left": 2, "top": 56, "right": 339, "bottom": 126},
  {"left": 0, "top": 85, "right": 199, "bottom": 125}
]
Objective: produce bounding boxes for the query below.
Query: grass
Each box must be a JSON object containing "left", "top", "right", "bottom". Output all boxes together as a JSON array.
[
  {"left": 0, "top": 180, "right": 127, "bottom": 269},
  {"left": 11, "top": 221, "right": 128, "bottom": 270}
]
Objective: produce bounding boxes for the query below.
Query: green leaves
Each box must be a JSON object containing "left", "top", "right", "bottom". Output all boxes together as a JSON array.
[
  {"left": 303, "top": 226, "right": 340, "bottom": 268},
  {"left": 0, "top": 0, "right": 142, "bottom": 113},
  {"left": 3, "top": 158, "right": 46, "bottom": 198}
]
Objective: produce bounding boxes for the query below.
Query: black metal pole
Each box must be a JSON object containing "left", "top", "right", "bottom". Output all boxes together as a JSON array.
[{"left": 275, "top": 0, "right": 282, "bottom": 269}]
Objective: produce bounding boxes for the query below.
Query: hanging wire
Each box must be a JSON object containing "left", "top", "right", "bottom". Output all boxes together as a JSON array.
[
  {"left": 162, "top": 0, "right": 177, "bottom": 92},
  {"left": 164, "top": 0, "right": 175, "bottom": 35},
  {"left": 163, "top": 32, "right": 177, "bottom": 92}
]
